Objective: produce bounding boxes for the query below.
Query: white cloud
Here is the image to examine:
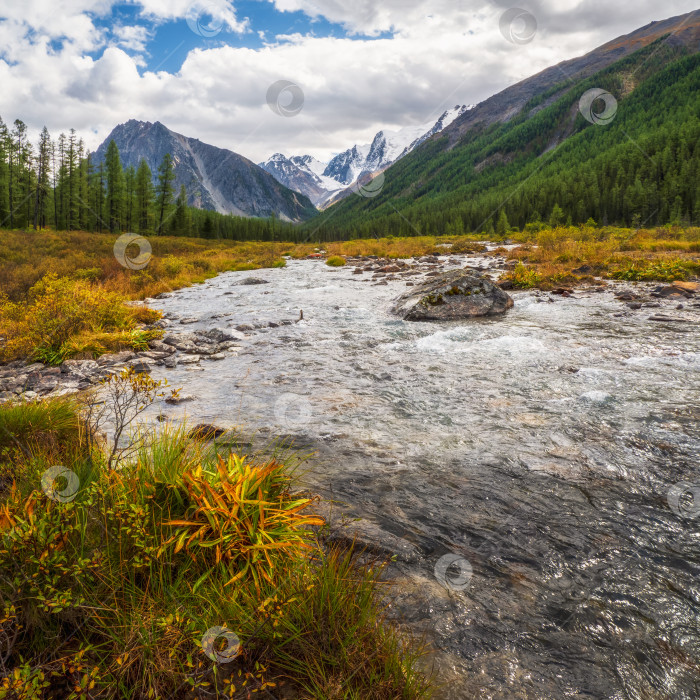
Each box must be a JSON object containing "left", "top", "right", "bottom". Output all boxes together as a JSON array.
[
  {"left": 136, "top": 0, "right": 248, "bottom": 33},
  {"left": 113, "top": 24, "right": 151, "bottom": 53},
  {"left": 0, "top": 0, "right": 697, "bottom": 164}
]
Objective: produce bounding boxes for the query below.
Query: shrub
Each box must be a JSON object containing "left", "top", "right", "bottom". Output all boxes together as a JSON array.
[
  {"left": 326, "top": 255, "right": 347, "bottom": 267},
  {"left": 0, "top": 276, "right": 163, "bottom": 364},
  {"left": 503, "top": 262, "right": 543, "bottom": 288},
  {"left": 0, "top": 411, "right": 432, "bottom": 699},
  {"left": 607, "top": 258, "right": 696, "bottom": 282}
]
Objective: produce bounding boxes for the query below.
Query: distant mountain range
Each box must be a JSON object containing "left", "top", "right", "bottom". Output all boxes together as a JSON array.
[
  {"left": 259, "top": 105, "right": 472, "bottom": 207},
  {"left": 308, "top": 10, "right": 700, "bottom": 237},
  {"left": 93, "top": 10, "right": 700, "bottom": 232},
  {"left": 94, "top": 121, "right": 316, "bottom": 222}
]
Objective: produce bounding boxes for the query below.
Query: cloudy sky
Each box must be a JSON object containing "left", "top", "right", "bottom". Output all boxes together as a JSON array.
[{"left": 0, "top": 0, "right": 697, "bottom": 163}]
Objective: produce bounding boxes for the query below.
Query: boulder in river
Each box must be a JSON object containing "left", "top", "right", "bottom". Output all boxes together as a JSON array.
[
  {"left": 238, "top": 277, "right": 269, "bottom": 285},
  {"left": 390, "top": 270, "right": 514, "bottom": 321}
]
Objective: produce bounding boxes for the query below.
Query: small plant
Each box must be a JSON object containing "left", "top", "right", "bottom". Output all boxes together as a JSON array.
[
  {"left": 81, "top": 367, "right": 167, "bottom": 469},
  {"left": 504, "top": 262, "right": 543, "bottom": 288},
  {"left": 326, "top": 255, "right": 347, "bottom": 267},
  {"left": 161, "top": 455, "right": 324, "bottom": 591}
]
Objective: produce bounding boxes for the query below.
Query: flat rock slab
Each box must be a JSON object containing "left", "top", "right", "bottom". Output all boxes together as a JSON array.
[{"left": 390, "top": 269, "right": 514, "bottom": 321}]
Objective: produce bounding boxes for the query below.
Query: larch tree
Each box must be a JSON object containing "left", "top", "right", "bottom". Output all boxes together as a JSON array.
[
  {"left": 34, "top": 126, "right": 52, "bottom": 230},
  {"left": 135, "top": 159, "right": 154, "bottom": 234}
]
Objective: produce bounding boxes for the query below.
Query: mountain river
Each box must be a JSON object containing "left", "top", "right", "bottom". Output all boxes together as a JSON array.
[{"left": 145, "top": 254, "right": 700, "bottom": 699}]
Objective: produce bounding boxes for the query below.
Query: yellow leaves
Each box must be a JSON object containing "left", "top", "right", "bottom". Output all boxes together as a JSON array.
[{"left": 161, "top": 454, "right": 324, "bottom": 592}]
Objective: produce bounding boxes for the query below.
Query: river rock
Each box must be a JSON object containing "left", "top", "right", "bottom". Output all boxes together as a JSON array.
[
  {"left": 165, "top": 393, "right": 195, "bottom": 404},
  {"left": 238, "top": 277, "right": 269, "bottom": 285},
  {"left": 60, "top": 360, "right": 99, "bottom": 379},
  {"left": 672, "top": 281, "right": 698, "bottom": 293},
  {"left": 390, "top": 270, "right": 514, "bottom": 321},
  {"left": 127, "top": 358, "right": 156, "bottom": 373},
  {"left": 188, "top": 424, "right": 226, "bottom": 440},
  {"left": 201, "top": 328, "right": 247, "bottom": 343},
  {"left": 653, "top": 285, "right": 691, "bottom": 299},
  {"left": 96, "top": 350, "right": 137, "bottom": 366}
]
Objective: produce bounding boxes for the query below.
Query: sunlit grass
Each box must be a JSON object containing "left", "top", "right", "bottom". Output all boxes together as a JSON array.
[{"left": 0, "top": 399, "right": 433, "bottom": 699}]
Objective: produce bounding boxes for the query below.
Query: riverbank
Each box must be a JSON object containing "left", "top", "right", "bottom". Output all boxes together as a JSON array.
[
  {"left": 0, "top": 394, "right": 433, "bottom": 699},
  {"left": 1, "top": 226, "right": 697, "bottom": 368},
  {"left": 137, "top": 256, "right": 699, "bottom": 698}
]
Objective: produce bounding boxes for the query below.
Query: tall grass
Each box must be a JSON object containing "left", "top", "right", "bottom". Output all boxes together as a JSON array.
[{"left": 0, "top": 399, "right": 433, "bottom": 699}]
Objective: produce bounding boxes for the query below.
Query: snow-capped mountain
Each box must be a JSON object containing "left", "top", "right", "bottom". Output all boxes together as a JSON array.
[{"left": 259, "top": 105, "right": 472, "bottom": 208}]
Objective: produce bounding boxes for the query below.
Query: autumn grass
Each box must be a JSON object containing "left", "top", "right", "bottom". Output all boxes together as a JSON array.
[
  {"left": 0, "top": 230, "right": 298, "bottom": 364},
  {"left": 3, "top": 226, "right": 696, "bottom": 364},
  {"left": 0, "top": 398, "right": 433, "bottom": 699},
  {"left": 501, "top": 225, "right": 700, "bottom": 289},
  {"left": 0, "top": 230, "right": 296, "bottom": 302}
]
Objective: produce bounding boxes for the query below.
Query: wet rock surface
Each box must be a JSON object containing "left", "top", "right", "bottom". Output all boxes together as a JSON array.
[{"left": 391, "top": 269, "right": 514, "bottom": 320}]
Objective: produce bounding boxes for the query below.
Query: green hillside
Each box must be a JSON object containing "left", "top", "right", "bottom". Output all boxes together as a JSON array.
[{"left": 309, "top": 39, "right": 700, "bottom": 240}]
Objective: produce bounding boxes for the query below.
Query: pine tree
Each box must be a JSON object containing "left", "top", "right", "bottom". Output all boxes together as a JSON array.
[
  {"left": 496, "top": 209, "right": 510, "bottom": 236},
  {"left": 135, "top": 159, "right": 154, "bottom": 234},
  {"left": 104, "top": 140, "right": 124, "bottom": 233},
  {"left": 156, "top": 153, "right": 175, "bottom": 235}
]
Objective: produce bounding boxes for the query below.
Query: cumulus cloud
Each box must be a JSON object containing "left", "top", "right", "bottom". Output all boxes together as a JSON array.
[
  {"left": 113, "top": 24, "right": 152, "bottom": 53},
  {"left": 138, "top": 0, "right": 248, "bottom": 33},
  {"left": 0, "top": 0, "right": 697, "bottom": 163}
]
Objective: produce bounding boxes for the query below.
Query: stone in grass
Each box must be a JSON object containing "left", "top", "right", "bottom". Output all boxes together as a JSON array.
[{"left": 390, "top": 270, "right": 514, "bottom": 321}]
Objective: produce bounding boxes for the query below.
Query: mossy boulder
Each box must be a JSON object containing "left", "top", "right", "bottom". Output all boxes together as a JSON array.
[{"left": 390, "top": 270, "right": 514, "bottom": 321}]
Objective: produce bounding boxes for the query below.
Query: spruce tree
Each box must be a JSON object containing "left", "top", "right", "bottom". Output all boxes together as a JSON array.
[
  {"left": 549, "top": 203, "right": 565, "bottom": 228},
  {"left": 135, "top": 159, "right": 154, "bottom": 234},
  {"left": 496, "top": 209, "right": 510, "bottom": 236},
  {"left": 156, "top": 152, "right": 175, "bottom": 234},
  {"left": 104, "top": 140, "right": 124, "bottom": 233}
]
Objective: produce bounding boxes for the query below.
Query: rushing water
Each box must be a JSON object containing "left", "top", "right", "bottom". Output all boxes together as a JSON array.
[{"left": 148, "top": 257, "right": 700, "bottom": 699}]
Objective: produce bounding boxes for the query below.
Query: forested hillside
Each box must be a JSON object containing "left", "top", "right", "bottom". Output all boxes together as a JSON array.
[
  {"left": 309, "top": 40, "right": 700, "bottom": 240},
  {"left": 0, "top": 127, "right": 300, "bottom": 241}
]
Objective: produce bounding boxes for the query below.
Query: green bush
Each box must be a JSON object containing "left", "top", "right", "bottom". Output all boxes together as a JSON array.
[
  {"left": 607, "top": 258, "right": 696, "bottom": 281},
  {"left": 326, "top": 255, "right": 347, "bottom": 267}
]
